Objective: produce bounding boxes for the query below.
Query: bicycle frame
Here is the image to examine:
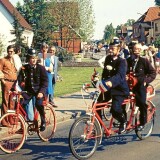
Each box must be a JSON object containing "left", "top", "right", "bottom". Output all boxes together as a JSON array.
[
  {"left": 83, "top": 84, "right": 156, "bottom": 138},
  {"left": 9, "top": 91, "right": 39, "bottom": 122},
  {"left": 69, "top": 76, "right": 156, "bottom": 160}
]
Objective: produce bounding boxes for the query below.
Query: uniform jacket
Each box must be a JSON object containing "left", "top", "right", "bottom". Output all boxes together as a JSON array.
[
  {"left": 127, "top": 55, "right": 156, "bottom": 85},
  {"left": 102, "top": 55, "right": 129, "bottom": 96},
  {"left": 17, "top": 63, "right": 48, "bottom": 96}
]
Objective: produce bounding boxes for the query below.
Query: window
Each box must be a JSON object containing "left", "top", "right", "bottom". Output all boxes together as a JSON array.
[{"left": 155, "top": 23, "right": 158, "bottom": 32}]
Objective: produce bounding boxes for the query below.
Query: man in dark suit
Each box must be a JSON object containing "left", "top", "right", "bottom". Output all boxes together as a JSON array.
[
  {"left": 17, "top": 48, "right": 48, "bottom": 131},
  {"left": 97, "top": 39, "right": 129, "bottom": 134},
  {"left": 127, "top": 43, "right": 156, "bottom": 130}
]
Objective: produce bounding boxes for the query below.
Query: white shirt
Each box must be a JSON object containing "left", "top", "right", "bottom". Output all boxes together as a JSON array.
[
  {"left": 38, "top": 52, "right": 53, "bottom": 71},
  {"left": 98, "top": 56, "right": 106, "bottom": 68},
  {"left": 12, "top": 54, "right": 22, "bottom": 74}
]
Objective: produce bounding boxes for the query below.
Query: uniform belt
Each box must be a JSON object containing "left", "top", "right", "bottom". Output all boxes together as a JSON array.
[{"left": 4, "top": 79, "right": 16, "bottom": 82}]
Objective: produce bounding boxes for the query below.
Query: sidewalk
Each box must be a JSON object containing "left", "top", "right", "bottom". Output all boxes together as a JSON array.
[{"left": 55, "top": 74, "right": 160, "bottom": 123}]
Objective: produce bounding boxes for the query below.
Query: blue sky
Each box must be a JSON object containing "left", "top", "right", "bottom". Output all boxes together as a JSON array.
[{"left": 10, "top": 0, "right": 155, "bottom": 40}]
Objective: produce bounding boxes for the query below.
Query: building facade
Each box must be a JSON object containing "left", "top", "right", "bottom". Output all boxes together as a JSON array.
[{"left": 0, "top": 0, "right": 33, "bottom": 56}]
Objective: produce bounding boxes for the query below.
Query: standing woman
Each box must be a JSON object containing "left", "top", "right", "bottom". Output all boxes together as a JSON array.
[{"left": 38, "top": 42, "right": 53, "bottom": 102}]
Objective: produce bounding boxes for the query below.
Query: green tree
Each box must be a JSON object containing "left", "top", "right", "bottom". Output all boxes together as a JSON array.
[
  {"left": 16, "top": 0, "right": 55, "bottom": 49},
  {"left": 155, "top": 0, "right": 160, "bottom": 6},
  {"left": 0, "top": 34, "right": 5, "bottom": 56},
  {"left": 103, "top": 23, "right": 115, "bottom": 44},
  {"left": 76, "top": 0, "right": 95, "bottom": 41},
  {"left": 124, "top": 19, "right": 135, "bottom": 26},
  {"left": 9, "top": 12, "right": 28, "bottom": 60},
  {"left": 10, "top": 13, "right": 24, "bottom": 46},
  {"left": 154, "top": 36, "right": 160, "bottom": 47}
]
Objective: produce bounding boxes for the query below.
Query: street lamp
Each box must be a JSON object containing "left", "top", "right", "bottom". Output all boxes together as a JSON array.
[{"left": 137, "top": 12, "right": 153, "bottom": 38}]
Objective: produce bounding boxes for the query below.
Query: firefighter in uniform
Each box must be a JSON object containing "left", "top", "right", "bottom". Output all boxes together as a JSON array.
[
  {"left": 127, "top": 43, "right": 156, "bottom": 130},
  {"left": 17, "top": 48, "right": 48, "bottom": 131},
  {"left": 97, "top": 39, "right": 129, "bottom": 134}
]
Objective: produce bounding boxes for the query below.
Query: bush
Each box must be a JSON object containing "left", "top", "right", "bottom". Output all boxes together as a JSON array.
[{"left": 55, "top": 46, "right": 74, "bottom": 62}]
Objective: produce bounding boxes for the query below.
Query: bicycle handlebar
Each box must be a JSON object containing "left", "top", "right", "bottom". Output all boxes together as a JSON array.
[{"left": 9, "top": 90, "right": 27, "bottom": 95}]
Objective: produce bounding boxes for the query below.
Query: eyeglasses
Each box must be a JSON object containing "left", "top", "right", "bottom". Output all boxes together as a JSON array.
[{"left": 50, "top": 50, "right": 55, "bottom": 52}]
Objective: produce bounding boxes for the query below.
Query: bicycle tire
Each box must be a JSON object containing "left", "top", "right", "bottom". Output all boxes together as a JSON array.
[
  {"left": 103, "top": 106, "right": 112, "bottom": 121},
  {"left": 0, "top": 112, "right": 26, "bottom": 153},
  {"left": 37, "top": 104, "right": 56, "bottom": 141},
  {"left": 103, "top": 100, "right": 131, "bottom": 121},
  {"left": 135, "top": 100, "right": 155, "bottom": 140},
  {"left": 69, "top": 115, "right": 101, "bottom": 160}
]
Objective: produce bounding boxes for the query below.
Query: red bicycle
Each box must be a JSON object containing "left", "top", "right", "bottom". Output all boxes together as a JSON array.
[
  {"left": 69, "top": 83, "right": 156, "bottom": 159},
  {"left": 0, "top": 91, "right": 56, "bottom": 153}
]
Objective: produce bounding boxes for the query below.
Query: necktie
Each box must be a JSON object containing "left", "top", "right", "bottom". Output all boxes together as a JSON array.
[{"left": 133, "top": 58, "right": 139, "bottom": 72}]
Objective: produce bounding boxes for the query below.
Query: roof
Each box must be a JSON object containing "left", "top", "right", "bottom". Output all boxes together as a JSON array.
[
  {"left": 0, "top": 0, "right": 32, "bottom": 30},
  {"left": 140, "top": 23, "right": 151, "bottom": 28},
  {"left": 137, "top": 7, "right": 160, "bottom": 22},
  {"left": 144, "top": 7, "right": 160, "bottom": 22}
]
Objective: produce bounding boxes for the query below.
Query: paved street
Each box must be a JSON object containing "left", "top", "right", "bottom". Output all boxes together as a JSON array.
[{"left": 0, "top": 88, "right": 160, "bottom": 160}]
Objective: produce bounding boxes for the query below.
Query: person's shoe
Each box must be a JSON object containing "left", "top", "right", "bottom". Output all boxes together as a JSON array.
[
  {"left": 49, "top": 101, "right": 58, "bottom": 108},
  {"left": 118, "top": 122, "right": 127, "bottom": 134},
  {"left": 137, "top": 125, "right": 145, "bottom": 131},
  {"left": 113, "top": 121, "right": 120, "bottom": 128},
  {"left": 40, "top": 122, "right": 46, "bottom": 132}
]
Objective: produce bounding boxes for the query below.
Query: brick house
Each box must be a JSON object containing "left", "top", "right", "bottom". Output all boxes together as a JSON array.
[
  {"left": 50, "top": 1, "right": 82, "bottom": 53},
  {"left": 116, "top": 25, "right": 133, "bottom": 43}
]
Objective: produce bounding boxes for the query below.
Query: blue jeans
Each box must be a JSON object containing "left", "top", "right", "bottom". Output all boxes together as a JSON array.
[
  {"left": 24, "top": 97, "right": 35, "bottom": 121},
  {"left": 24, "top": 96, "right": 45, "bottom": 123}
]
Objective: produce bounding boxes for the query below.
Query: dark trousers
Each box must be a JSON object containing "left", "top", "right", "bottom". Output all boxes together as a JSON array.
[
  {"left": 97, "top": 91, "right": 126, "bottom": 123},
  {"left": 133, "top": 85, "right": 147, "bottom": 125}
]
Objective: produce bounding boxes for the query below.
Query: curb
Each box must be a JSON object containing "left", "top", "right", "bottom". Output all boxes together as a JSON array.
[
  {"left": 55, "top": 74, "right": 160, "bottom": 124},
  {"left": 56, "top": 111, "right": 86, "bottom": 124}
]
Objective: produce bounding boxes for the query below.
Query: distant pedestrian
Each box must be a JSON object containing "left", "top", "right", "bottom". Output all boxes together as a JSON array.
[
  {"left": 119, "top": 41, "right": 130, "bottom": 59},
  {"left": 155, "top": 47, "right": 160, "bottom": 74}
]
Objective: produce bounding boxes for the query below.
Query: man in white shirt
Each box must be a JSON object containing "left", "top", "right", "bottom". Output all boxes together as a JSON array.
[
  {"left": 13, "top": 46, "right": 22, "bottom": 74},
  {"left": 49, "top": 46, "right": 59, "bottom": 107}
]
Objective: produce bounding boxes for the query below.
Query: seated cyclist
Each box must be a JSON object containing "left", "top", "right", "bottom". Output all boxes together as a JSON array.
[
  {"left": 126, "top": 43, "right": 156, "bottom": 130},
  {"left": 96, "top": 38, "right": 129, "bottom": 134},
  {"left": 16, "top": 48, "right": 48, "bottom": 131}
]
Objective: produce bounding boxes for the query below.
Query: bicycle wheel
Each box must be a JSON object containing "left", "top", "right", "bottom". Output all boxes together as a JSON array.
[
  {"left": 69, "top": 115, "right": 101, "bottom": 160},
  {"left": 0, "top": 113, "right": 26, "bottom": 153},
  {"left": 103, "top": 106, "right": 112, "bottom": 121},
  {"left": 37, "top": 104, "right": 56, "bottom": 141},
  {"left": 135, "top": 101, "right": 155, "bottom": 140}
]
